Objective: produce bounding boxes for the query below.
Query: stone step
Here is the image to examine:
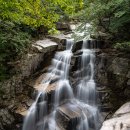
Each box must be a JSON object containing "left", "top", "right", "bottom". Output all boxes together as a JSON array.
[
  {"left": 72, "top": 40, "right": 104, "bottom": 52},
  {"left": 48, "top": 34, "right": 71, "bottom": 45},
  {"left": 14, "top": 99, "right": 34, "bottom": 122},
  {"left": 32, "top": 39, "right": 58, "bottom": 53},
  {"left": 48, "top": 34, "right": 71, "bottom": 50},
  {"left": 55, "top": 101, "right": 94, "bottom": 130},
  {"left": 56, "top": 102, "right": 83, "bottom": 130},
  {"left": 34, "top": 82, "right": 58, "bottom": 94},
  {"left": 26, "top": 73, "right": 60, "bottom": 88}
]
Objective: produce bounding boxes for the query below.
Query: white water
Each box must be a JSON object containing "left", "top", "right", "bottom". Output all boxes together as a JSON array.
[{"left": 23, "top": 39, "right": 101, "bottom": 130}]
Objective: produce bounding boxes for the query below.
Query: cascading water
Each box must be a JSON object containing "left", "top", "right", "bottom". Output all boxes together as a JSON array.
[
  {"left": 23, "top": 39, "right": 101, "bottom": 130},
  {"left": 23, "top": 39, "right": 74, "bottom": 130},
  {"left": 75, "top": 40, "right": 100, "bottom": 130}
]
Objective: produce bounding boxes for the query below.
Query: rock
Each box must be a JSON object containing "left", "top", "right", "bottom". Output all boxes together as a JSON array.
[
  {"left": 32, "top": 44, "right": 43, "bottom": 53},
  {"left": 26, "top": 73, "right": 60, "bottom": 88},
  {"left": 95, "top": 53, "right": 108, "bottom": 86},
  {"left": 70, "top": 24, "right": 76, "bottom": 30},
  {"left": 32, "top": 39, "right": 58, "bottom": 53},
  {"left": 100, "top": 102, "right": 130, "bottom": 130},
  {"left": 113, "top": 102, "right": 130, "bottom": 117},
  {"left": 56, "top": 102, "right": 87, "bottom": 130},
  {"left": 56, "top": 22, "right": 71, "bottom": 31},
  {"left": 90, "top": 32, "right": 112, "bottom": 41},
  {"left": 127, "top": 79, "right": 130, "bottom": 86},
  {"left": 127, "top": 71, "right": 130, "bottom": 78},
  {"left": 72, "top": 40, "right": 104, "bottom": 53},
  {"left": 108, "top": 57, "right": 129, "bottom": 76},
  {"left": 0, "top": 109, "right": 15, "bottom": 130},
  {"left": 48, "top": 34, "right": 71, "bottom": 50}
]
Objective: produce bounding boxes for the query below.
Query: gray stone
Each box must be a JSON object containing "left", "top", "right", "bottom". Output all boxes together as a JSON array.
[
  {"left": 56, "top": 22, "right": 71, "bottom": 30},
  {"left": 48, "top": 34, "right": 72, "bottom": 50},
  {"left": 127, "top": 71, "right": 130, "bottom": 78},
  {"left": 127, "top": 79, "right": 130, "bottom": 86},
  {"left": 35, "top": 39, "right": 57, "bottom": 48},
  {"left": 100, "top": 102, "right": 130, "bottom": 130},
  {"left": 113, "top": 102, "right": 130, "bottom": 117},
  {"left": 108, "top": 57, "right": 129, "bottom": 76},
  {"left": 0, "top": 109, "right": 15, "bottom": 130}
]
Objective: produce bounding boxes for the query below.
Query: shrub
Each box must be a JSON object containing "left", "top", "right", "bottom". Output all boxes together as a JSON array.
[{"left": 0, "top": 20, "right": 31, "bottom": 81}]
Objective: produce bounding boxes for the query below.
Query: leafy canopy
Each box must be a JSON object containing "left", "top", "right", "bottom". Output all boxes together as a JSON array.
[{"left": 0, "top": 0, "right": 83, "bottom": 32}]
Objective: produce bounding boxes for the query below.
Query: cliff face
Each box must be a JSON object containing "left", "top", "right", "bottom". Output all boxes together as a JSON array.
[{"left": 96, "top": 49, "right": 130, "bottom": 113}]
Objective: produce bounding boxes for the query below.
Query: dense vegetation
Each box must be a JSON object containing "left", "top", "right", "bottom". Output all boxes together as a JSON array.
[
  {"left": 76, "top": 0, "right": 130, "bottom": 47},
  {"left": 0, "top": 0, "right": 83, "bottom": 81},
  {"left": 0, "top": 0, "right": 130, "bottom": 81}
]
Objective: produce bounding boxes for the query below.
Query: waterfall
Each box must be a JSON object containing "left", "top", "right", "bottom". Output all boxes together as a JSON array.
[{"left": 22, "top": 39, "right": 101, "bottom": 130}]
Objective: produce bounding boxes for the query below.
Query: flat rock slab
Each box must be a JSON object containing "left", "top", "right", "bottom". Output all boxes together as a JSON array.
[
  {"left": 32, "top": 39, "right": 58, "bottom": 52},
  {"left": 14, "top": 99, "right": 33, "bottom": 121},
  {"left": 15, "top": 106, "right": 28, "bottom": 117},
  {"left": 56, "top": 102, "right": 90, "bottom": 130},
  {"left": 35, "top": 39, "right": 58, "bottom": 48},
  {"left": 57, "top": 102, "right": 82, "bottom": 119},
  {"left": 34, "top": 82, "right": 57, "bottom": 94},
  {"left": 26, "top": 73, "right": 60, "bottom": 88},
  {"left": 48, "top": 34, "right": 72, "bottom": 48},
  {"left": 100, "top": 102, "right": 130, "bottom": 130}
]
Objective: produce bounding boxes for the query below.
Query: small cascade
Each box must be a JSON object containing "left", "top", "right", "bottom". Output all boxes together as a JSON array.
[
  {"left": 23, "top": 39, "right": 101, "bottom": 130},
  {"left": 75, "top": 40, "right": 100, "bottom": 130}
]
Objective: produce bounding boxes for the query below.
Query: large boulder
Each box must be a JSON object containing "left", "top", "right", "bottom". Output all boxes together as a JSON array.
[{"left": 100, "top": 102, "right": 130, "bottom": 130}]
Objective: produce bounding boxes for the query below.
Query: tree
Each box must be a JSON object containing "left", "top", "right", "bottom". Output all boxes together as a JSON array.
[{"left": 0, "top": 0, "right": 83, "bottom": 33}]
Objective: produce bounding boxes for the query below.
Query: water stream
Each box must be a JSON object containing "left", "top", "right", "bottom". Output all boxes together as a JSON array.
[{"left": 23, "top": 39, "right": 101, "bottom": 130}]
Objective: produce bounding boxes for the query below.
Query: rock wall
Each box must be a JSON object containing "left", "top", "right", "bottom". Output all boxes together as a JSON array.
[
  {"left": 96, "top": 49, "right": 130, "bottom": 115},
  {"left": 0, "top": 39, "right": 59, "bottom": 130}
]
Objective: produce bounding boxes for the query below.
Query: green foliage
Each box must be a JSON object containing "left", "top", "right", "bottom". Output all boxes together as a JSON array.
[
  {"left": 0, "top": 0, "right": 83, "bottom": 81},
  {"left": 77, "top": 0, "right": 130, "bottom": 35},
  {"left": 114, "top": 42, "right": 130, "bottom": 53},
  {"left": 0, "top": 0, "right": 83, "bottom": 33},
  {"left": 0, "top": 20, "right": 31, "bottom": 81}
]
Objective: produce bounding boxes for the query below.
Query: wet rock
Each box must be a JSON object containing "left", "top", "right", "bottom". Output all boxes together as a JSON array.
[
  {"left": 48, "top": 34, "right": 71, "bottom": 50},
  {"left": 95, "top": 54, "right": 108, "bottom": 86},
  {"left": 56, "top": 102, "right": 87, "bottom": 130},
  {"left": 100, "top": 102, "right": 130, "bottom": 130}
]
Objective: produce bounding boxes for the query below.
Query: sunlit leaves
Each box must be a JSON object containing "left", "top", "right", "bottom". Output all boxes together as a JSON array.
[{"left": 0, "top": 0, "right": 83, "bottom": 32}]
